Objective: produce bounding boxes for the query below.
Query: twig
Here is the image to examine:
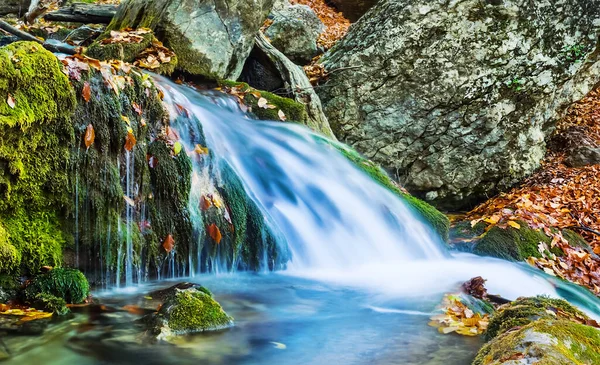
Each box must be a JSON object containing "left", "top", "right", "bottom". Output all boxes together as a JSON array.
[
  {"left": 568, "top": 211, "right": 600, "bottom": 237},
  {"left": 0, "top": 19, "right": 75, "bottom": 54}
]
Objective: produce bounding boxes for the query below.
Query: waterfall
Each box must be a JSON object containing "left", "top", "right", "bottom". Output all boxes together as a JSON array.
[{"left": 154, "top": 77, "right": 600, "bottom": 311}]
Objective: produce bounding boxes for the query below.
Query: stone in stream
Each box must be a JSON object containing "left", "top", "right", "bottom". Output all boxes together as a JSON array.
[
  {"left": 265, "top": 4, "right": 325, "bottom": 64},
  {"left": 106, "top": 0, "right": 275, "bottom": 79},
  {"left": 473, "top": 296, "right": 600, "bottom": 365},
  {"left": 318, "top": 0, "right": 600, "bottom": 210},
  {"left": 146, "top": 284, "right": 233, "bottom": 339}
]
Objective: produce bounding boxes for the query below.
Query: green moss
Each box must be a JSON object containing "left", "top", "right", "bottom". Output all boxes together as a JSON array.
[
  {"left": 473, "top": 223, "right": 563, "bottom": 262},
  {"left": 24, "top": 268, "right": 89, "bottom": 304},
  {"left": 147, "top": 140, "right": 193, "bottom": 263},
  {"left": 0, "top": 42, "right": 76, "bottom": 213},
  {"left": 32, "top": 293, "right": 70, "bottom": 316},
  {"left": 165, "top": 288, "right": 233, "bottom": 333},
  {"left": 86, "top": 32, "right": 153, "bottom": 63},
  {"left": 2, "top": 209, "right": 66, "bottom": 275},
  {"left": 562, "top": 229, "right": 592, "bottom": 251},
  {"left": 474, "top": 319, "right": 600, "bottom": 365},
  {"left": 218, "top": 80, "right": 308, "bottom": 123},
  {"left": 329, "top": 141, "right": 450, "bottom": 241},
  {"left": 217, "top": 163, "right": 288, "bottom": 270},
  {"left": 0, "top": 223, "right": 20, "bottom": 274},
  {"left": 485, "top": 296, "right": 587, "bottom": 340}
]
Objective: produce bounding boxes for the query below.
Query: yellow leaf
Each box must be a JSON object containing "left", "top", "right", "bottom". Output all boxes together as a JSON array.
[{"left": 507, "top": 221, "right": 520, "bottom": 229}]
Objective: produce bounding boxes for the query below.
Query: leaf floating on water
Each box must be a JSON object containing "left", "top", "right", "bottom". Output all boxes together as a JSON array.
[
  {"left": 207, "top": 223, "right": 222, "bottom": 244},
  {"left": 200, "top": 195, "right": 212, "bottom": 211},
  {"left": 84, "top": 124, "right": 95, "bottom": 149},
  {"left": 195, "top": 144, "right": 209, "bottom": 155},
  {"left": 124, "top": 129, "right": 136, "bottom": 151},
  {"left": 270, "top": 342, "right": 287, "bottom": 350},
  {"left": 257, "top": 97, "right": 268, "bottom": 109},
  {"left": 163, "top": 234, "right": 175, "bottom": 253},
  {"left": 173, "top": 141, "right": 183, "bottom": 156},
  {"left": 82, "top": 81, "right": 91, "bottom": 103},
  {"left": 6, "top": 94, "right": 15, "bottom": 109},
  {"left": 123, "top": 195, "right": 135, "bottom": 207}
]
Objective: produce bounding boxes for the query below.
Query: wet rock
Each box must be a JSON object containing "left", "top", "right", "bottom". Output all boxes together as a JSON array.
[
  {"left": 564, "top": 146, "right": 600, "bottom": 167},
  {"left": 265, "top": 4, "right": 324, "bottom": 64},
  {"left": 328, "top": 0, "right": 378, "bottom": 22},
  {"left": 318, "top": 0, "right": 600, "bottom": 210},
  {"left": 474, "top": 297, "right": 600, "bottom": 365},
  {"left": 61, "top": 25, "right": 102, "bottom": 46},
  {"left": 240, "top": 47, "right": 285, "bottom": 92},
  {"left": 147, "top": 285, "right": 233, "bottom": 339},
  {"left": 107, "top": 0, "right": 275, "bottom": 79}
]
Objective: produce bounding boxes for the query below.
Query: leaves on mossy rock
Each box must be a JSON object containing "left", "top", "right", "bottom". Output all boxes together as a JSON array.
[
  {"left": 84, "top": 123, "right": 95, "bottom": 148},
  {"left": 101, "top": 28, "right": 152, "bottom": 45},
  {"left": 162, "top": 234, "right": 175, "bottom": 253}
]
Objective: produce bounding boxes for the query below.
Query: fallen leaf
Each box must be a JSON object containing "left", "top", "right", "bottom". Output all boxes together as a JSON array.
[
  {"left": 163, "top": 234, "right": 175, "bottom": 253},
  {"left": 173, "top": 141, "right": 183, "bottom": 156},
  {"left": 507, "top": 221, "right": 521, "bottom": 229},
  {"left": 7, "top": 94, "right": 15, "bottom": 108},
  {"left": 278, "top": 109, "right": 286, "bottom": 121},
  {"left": 84, "top": 124, "right": 95, "bottom": 149},
  {"left": 82, "top": 82, "right": 91, "bottom": 102},
  {"left": 257, "top": 97, "right": 268, "bottom": 109},
  {"left": 207, "top": 223, "right": 222, "bottom": 244},
  {"left": 124, "top": 130, "right": 136, "bottom": 151},
  {"left": 123, "top": 195, "right": 135, "bottom": 207}
]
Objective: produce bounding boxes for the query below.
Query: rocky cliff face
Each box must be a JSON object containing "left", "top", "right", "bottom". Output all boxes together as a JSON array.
[{"left": 318, "top": 0, "right": 600, "bottom": 209}]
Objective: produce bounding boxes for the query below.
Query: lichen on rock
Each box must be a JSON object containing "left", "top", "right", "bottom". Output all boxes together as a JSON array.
[{"left": 318, "top": 0, "right": 600, "bottom": 210}]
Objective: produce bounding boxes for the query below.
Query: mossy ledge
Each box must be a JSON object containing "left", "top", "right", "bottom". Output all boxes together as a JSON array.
[
  {"left": 328, "top": 140, "right": 450, "bottom": 241},
  {"left": 24, "top": 268, "right": 90, "bottom": 305},
  {"left": 451, "top": 220, "right": 591, "bottom": 262},
  {"left": 218, "top": 80, "right": 308, "bottom": 124},
  {"left": 474, "top": 296, "right": 600, "bottom": 365}
]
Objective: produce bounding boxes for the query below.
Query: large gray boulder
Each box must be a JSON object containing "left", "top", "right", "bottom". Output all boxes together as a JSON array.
[
  {"left": 318, "top": 0, "right": 600, "bottom": 209},
  {"left": 265, "top": 4, "right": 324, "bottom": 64},
  {"left": 107, "top": 0, "right": 274, "bottom": 79}
]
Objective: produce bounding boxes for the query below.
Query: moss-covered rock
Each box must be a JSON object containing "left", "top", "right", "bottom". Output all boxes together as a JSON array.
[
  {"left": 85, "top": 31, "right": 178, "bottom": 75},
  {"left": 219, "top": 80, "right": 308, "bottom": 123},
  {"left": 485, "top": 296, "right": 587, "bottom": 340},
  {"left": 0, "top": 223, "right": 20, "bottom": 274},
  {"left": 473, "top": 223, "right": 563, "bottom": 262},
  {"left": 24, "top": 268, "right": 90, "bottom": 304},
  {"left": 330, "top": 141, "right": 450, "bottom": 241},
  {"left": 150, "top": 286, "right": 233, "bottom": 338}
]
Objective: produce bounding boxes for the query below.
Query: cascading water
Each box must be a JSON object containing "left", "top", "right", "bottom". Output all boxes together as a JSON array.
[{"left": 152, "top": 76, "right": 600, "bottom": 311}]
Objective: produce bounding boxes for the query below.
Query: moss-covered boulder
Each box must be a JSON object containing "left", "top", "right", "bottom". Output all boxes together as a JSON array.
[
  {"left": 0, "top": 41, "right": 76, "bottom": 277},
  {"left": 484, "top": 296, "right": 588, "bottom": 340},
  {"left": 219, "top": 80, "right": 308, "bottom": 123},
  {"left": 331, "top": 141, "right": 450, "bottom": 241},
  {"left": 149, "top": 286, "right": 233, "bottom": 339},
  {"left": 24, "top": 268, "right": 90, "bottom": 305},
  {"left": 474, "top": 297, "right": 600, "bottom": 365}
]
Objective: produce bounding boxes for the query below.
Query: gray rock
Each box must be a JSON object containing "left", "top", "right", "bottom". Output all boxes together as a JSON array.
[
  {"left": 564, "top": 146, "right": 600, "bottom": 167},
  {"left": 265, "top": 4, "right": 324, "bottom": 64},
  {"left": 328, "top": 0, "right": 378, "bottom": 22},
  {"left": 108, "top": 0, "right": 274, "bottom": 79},
  {"left": 318, "top": 0, "right": 600, "bottom": 209}
]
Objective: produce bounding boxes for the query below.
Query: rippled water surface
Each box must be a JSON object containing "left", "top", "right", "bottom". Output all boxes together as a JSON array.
[{"left": 2, "top": 274, "right": 483, "bottom": 365}]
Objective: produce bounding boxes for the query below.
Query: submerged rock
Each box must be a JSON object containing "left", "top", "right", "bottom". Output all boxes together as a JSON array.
[
  {"left": 474, "top": 297, "right": 600, "bottom": 365},
  {"left": 318, "top": 0, "right": 600, "bottom": 209},
  {"left": 107, "top": 0, "right": 274, "bottom": 79},
  {"left": 265, "top": 4, "right": 324, "bottom": 64},
  {"left": 148, "top": 285, "right": 233, "bottom": 339}
]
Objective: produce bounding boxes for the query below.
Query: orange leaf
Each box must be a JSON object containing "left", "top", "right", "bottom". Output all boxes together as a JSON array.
[
  {"left": 84, "top": 124, "right": 95, "bottom": 149},
  {"left": 124, "top": 130, "right": 136, "bottom": 151},
  {"left": 82, "top": 81, "right": 91, "bottom": 102},
  {"left": 200, "top": 195, "right": 212, "bottom": 211},
  {"left": 207, "top": 223, "right": 222, "bottom": 244},
  {"left": 163, "top": 234, "right": 175, "bottom": 253}
]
